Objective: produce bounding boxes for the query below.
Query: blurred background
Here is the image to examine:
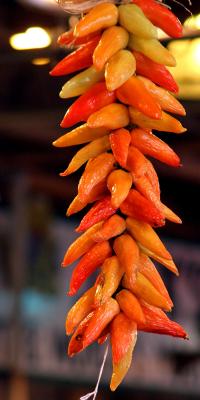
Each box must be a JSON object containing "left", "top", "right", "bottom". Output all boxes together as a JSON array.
[{"left": 0, "top": 0, "right": 200, "bottom": 399}]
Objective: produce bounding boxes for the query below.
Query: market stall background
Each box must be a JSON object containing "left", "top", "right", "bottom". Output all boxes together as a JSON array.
[{"left": 0, "top": 0, "right": 200, "bottom": 399}]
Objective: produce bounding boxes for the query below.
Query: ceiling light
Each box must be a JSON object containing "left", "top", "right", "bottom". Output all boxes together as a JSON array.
[{"left": 9, "top": 27, "right": 51, "bottom": 51}]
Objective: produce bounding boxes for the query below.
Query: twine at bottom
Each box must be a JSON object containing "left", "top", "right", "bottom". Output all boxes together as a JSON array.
[{"left": 80, "top": 345, "right": 109, "bottom": 400}]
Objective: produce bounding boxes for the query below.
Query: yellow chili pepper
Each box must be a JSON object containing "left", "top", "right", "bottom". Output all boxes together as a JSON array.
[
  {"left": 88, "top": 103, "right": 130, "bottom": 130},
  {"left": 119, "top": 4, "right": 157, "bottom": 39},
  {"left": 53, "top": 124, "right": 109, "bottom": 148},
  {"left": 129, "top": 35, "right": 176, "bottom": 67},
  {"left": 126, "top": 217, "right": 171, "bottom": 260},
  {"left": 74, "top": 3, "right": 119, "bottom": 37},
  {"left": 60, "top": 66, "right": 104, "bottom": 99},
  {"left": 107, "top": 169, "right": 133, "bottom": 208},
  {"left": 138, "top": 76, "right": 186, "bottom": 116},
  {"left": 105, "top": 49, "right": 136, "bottom": 91},
  {"left": 60, "top": 135, "right": 111, "bottom": 176},
  {"left": 123, "top": 272, "right": 172, "bottom": 311},
  {"left": 129, "top": 107, "right": 186, "bottom": 133},
  {"left": 138, "top": 243, "right": 179, "bottom": 275},
  {"left": 93, "top": 26, "right": 129, "bottom": 71}
]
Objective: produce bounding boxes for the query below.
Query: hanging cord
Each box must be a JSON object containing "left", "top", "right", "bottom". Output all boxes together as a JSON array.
[
  {"left": 80, "top": 345, "right": 109, "bottom": 400},
  {"left": 157, "top": 0, "right": 192, "bottom": 15}
]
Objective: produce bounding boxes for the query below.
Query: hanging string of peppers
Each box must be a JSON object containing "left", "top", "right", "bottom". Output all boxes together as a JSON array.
[{"left": 50, "top": 0, "right": 188, "bottom": 391}]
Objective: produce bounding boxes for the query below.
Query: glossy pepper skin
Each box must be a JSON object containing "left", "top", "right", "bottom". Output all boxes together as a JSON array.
[
  {"left": 129, "top": 107, "right": 186, "bottom": 134},
  {"left": 129, "top": 35, "right": 176, "bottom": 67},
  {"left": 133, "top": 50, "right": 179, "bottom": 93},
  {"left": 107, "top": 169, "right": 133, "bottom": 209},
  {"left": 53, "top": 124, "right": 109, "bottom": 147},
  {"left": 138, "top": 243, "right": 179, "bottom": 275},
  {"left": 113, "top": 234, "right": 139, "bottom": 286},
  {"left": 61, "top": 82, "right": 116, "bottom": 128},
  {"left": 60, "top": 66, "right": 104, "bottom": 99},
  {"left": 93, "top": 215, "right": 126, "bottom": 242},
  {"left": 74, "top": 3, "right": 119, "bottom": 37},
  {"left": 119, "top": 4, "right": 157, "bottom": 38},
  {"left": 116, "top": 289, "right": 145, "bottom": 324},
  {"left": 109, "top": 128, "right": 131, "bottom": 168},
  {"left": 68, "top": 240, "right": 112, "bottom": 296},
  {"left": 110, "top": 313, "right": 137, "bottom": 391},
  {"left": 138, "top": 302, "right": 187, "bottom": 338},
  {"left": 76, "top": 195, "right": 117, "bottom": 232},
  {"left": 50, "top": 35, "right": 100, "bottom": 76},
  {"left": 132, "top": 0, "right": 183, "bottom": 38},
  {"left": 116, "top": 76, "right": 162, "bottom": 120},
  {"left": 78, "top": 152, "right": 115, "bottom": 204},
  {"left": 66, "top": 286, "right": 96, "bottom": 335},
  {"left": 93, "top": 26, "right": 129, "bottom": 71},
  {"left": 120, "top": 189, "right": 165, "bottom": 228},
  {"left": 87, "top": 103, "right": 130, "bottom": 130},
  {"left": 130, "top": 128, "right": 181, "bottom": 167},
  {"left": 57, "top": 29, "right": 101, "bottom": 47},
  {"left": 60, "top": 135, "right": 111, "bottom": 176},
  {"left": 105, "top": 49, "right": 136, "bottom": 91}
]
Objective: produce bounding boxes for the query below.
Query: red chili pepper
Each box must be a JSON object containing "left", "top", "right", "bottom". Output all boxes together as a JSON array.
[
  {"left": 109, "top": 128, "right": 131, "bottom": 168},
  {"left": 61, "top": 82, "right": 116, "bottom": 128},
  {"left": 120, "top": 189, "right": 165, "bottom": 228},
  {"left": 133, "top": 50, "right": 179, "bottom": 93},
  {"left": 50, "top": 35, "right": 100, "bottom": 76},
  {"left": 57, "top": 30, "right": 101, "bottom": 47},
  {"left": 138, "top": 302, "right": 188, "bottom": 339},
  {"left": 76, "top": 195, "right": 117, "bottom": 232},
  {"left": 132, "top": 0, "right": 183, "bottom": 38},
  {"left": 68, "top": 240, "right": 112, "bottom": 296}
]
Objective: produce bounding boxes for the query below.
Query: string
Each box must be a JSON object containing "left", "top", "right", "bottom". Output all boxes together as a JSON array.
[{"left": 80, "top": 345, "right": 109, "bottom": 400}]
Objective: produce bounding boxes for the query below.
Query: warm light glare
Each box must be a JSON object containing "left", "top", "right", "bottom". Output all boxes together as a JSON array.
[
  {"left": 9, "top": 27, "right": 51, "bottom": 50},
  {"left": 32, "top": 57, "right": 50, "bottom": 65},
  {"left": 168, "top": 38, "right": 200, "bottom": 99},
  {"left": 184, "top": 14, "right": 200, "bottom": 30}
]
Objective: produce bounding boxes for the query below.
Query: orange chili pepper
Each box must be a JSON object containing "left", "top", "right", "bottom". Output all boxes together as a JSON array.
[
  {"left": 93, "top": 26, "right": 129, "bottom": 71},
  {"left": 116, "top": 289, "right": 145, "bottom": 324},
  {"left": 163, "top": 203, "right": 182, "bottom": 224},
  {"left": 107, "top": 169, "right": 132, "bottom": 208},
  {"left": 94, "top": 256, "right": 124, "bottom": 306},
  {"left": 87, "top": 103, "right": 130, "bottom": 130},
  {"left": 110, "top": 313, "right": 137, "bottom": 391},
  {"left": 62, "top": 221, "right": 103, "bottom": 266},
  {"left": 116, "top": 76, "right": 162, "bottom": 120},
  {"left": 53, "top": 124, "right": 109, "bottom": 148},
  {"left": 109, "top": 128, "right": 131, "bottom": 168},
  {"left": 138, "top": 302, "right": 187, "bottom": 339},
  {"left": 127, "top": 146, "right": 162, "bottom": 212},
  {"left": 68, "top": 241, "right": 112, "bottom": 296},
  {"left": 138, "top": 243, "right": 179, "bottom": 275},
  {"left": 137, "top": 76, "right": 186, "bottom": 116},
  {"left": 60, "top": 135, "right": 111, "bottom": 176},
  {"left": 129, "top": 107, "right": 187, "bottom": 134},
  {"left": 130, "top": 128, "right": 181, "bottom": 167},
  {"left": 126, "top": 217, "right": 171, "bottom": 260},
  {"left": 78, "top": 153, "right": 115, "bottom": 204},
  {"left": 138, "top": 253, "right": 173, "bottom": 307},
  {"left": 83, "top": 298, "right": 120, "bottom": 349},
  {"left": 105, "top": 49, "right": 136, "bottom": 91},
  {"left": 66, "top": 286, "right": 96, "bottom": 335},
  {"left": 67, "top": 179, "right": 108, "bottom": 216},
  {"left": 74, "top": 3, "right": 119, "bottom": 37},
  {"left": 68, "top": 311, "right": 94, "bottom": 357},
  {"left": 120, "top": 189, "right": 165, "bottom": 227},
  {"left": 76, "top": 195, "right": 117, "bottom": 232},
  {"left": 113, "top": 234, "right": 139, "bottom": 286},
  {"left": 123, "top": 272, "right": 172, "bottom": 311},
  {"left": 92, "top": 214, "right": 126, "bottom": 242}
]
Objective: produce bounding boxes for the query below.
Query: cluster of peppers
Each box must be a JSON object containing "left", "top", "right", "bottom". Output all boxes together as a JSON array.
[{"left": 51, "top": 0, "right": 188, "bottom": 391}]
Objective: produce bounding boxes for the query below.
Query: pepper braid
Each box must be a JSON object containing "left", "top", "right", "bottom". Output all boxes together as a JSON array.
[{"left": 51, "top": 0, "right": 188, "bottom": 391}]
